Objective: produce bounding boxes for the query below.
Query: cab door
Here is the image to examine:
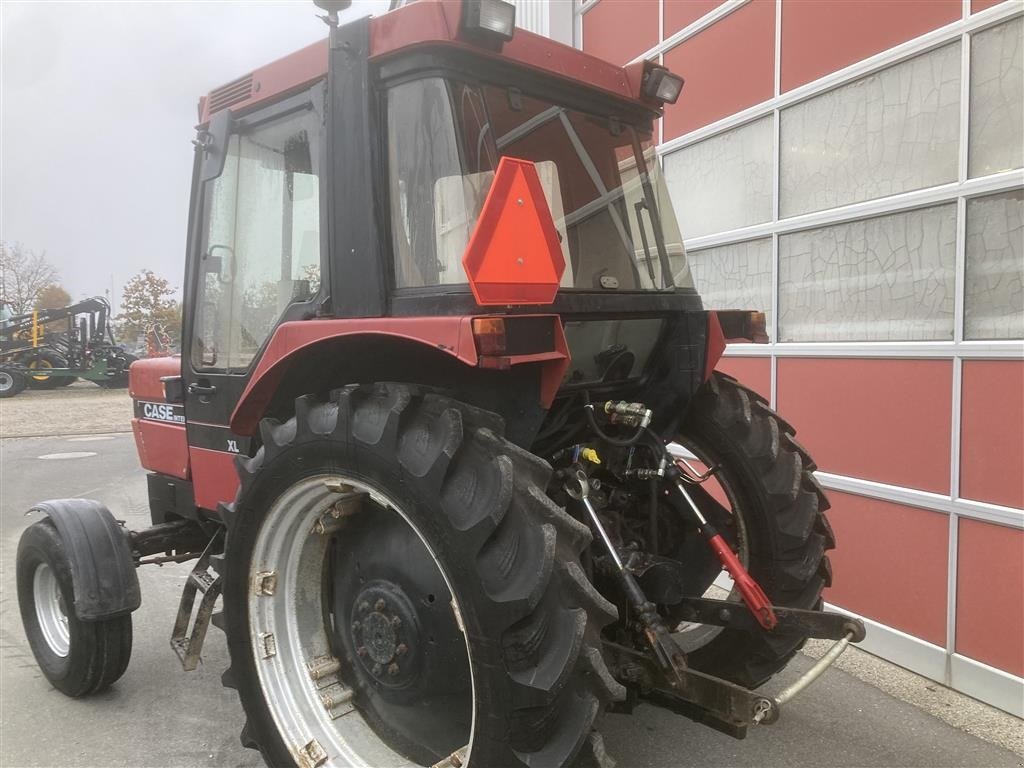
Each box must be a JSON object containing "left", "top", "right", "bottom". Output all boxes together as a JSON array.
[{"left": 182, "top": 88, "right": 324, "bottom": 511}]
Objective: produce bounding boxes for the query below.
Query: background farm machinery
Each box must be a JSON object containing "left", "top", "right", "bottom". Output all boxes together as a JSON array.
[{"left": 0, "top": 297, "right": 137, "bottom": 397}]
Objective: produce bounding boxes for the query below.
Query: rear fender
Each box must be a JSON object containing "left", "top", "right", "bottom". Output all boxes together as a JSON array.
[
  {"left": 29, "top": 499, "right": 140, "bottom": 620},
  {"left": 229, "top": 318, "right": 479, "bottom": 435}
]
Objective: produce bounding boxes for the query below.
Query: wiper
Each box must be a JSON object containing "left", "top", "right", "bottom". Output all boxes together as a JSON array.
[{"left": 634, "top": 200, "right": 658, "bottom": 284}]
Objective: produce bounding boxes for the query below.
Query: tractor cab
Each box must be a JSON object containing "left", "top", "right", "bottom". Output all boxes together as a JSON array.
[{"left": 168, "top": 0, "right": 734, "bottom": 465}]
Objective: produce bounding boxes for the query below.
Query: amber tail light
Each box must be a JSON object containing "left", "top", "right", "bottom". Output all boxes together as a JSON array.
[{"left": 471, "top": 317, "right": 507, "bottom": 356}]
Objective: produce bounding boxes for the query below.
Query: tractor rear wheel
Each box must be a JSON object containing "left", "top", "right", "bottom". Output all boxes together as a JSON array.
[
  {"left": 671, "top": 372, "right": 834, "bottom": 688},
  {"left": 220, "top": 384, "right": 623, "bottom": 767}
]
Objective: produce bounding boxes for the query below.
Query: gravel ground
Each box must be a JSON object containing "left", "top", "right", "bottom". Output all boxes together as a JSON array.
[{"left": 0, "top": 381, "right": 132, "bottom": 438}]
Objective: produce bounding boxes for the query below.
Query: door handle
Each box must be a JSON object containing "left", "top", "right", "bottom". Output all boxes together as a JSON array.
[{"left": 188, "top": 382, "right": 217, "bottom": 396}]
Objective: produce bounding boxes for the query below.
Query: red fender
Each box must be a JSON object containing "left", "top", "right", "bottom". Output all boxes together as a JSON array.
[{"left": 229, "top": 317, "right": 480, "bottom": 435}]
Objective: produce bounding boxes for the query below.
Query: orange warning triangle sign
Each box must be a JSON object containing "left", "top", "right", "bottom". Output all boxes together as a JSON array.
[{"left": 462, "top": 157, "right": 566, "bottom": 306}]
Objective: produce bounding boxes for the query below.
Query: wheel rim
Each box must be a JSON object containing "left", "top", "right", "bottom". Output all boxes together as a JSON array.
[
  {"left": 665, "top": 438, "right": 750, "bottom": 653},
  {"left": 249, "top": 474, "right": 475, "bottom": 767},
  {"left": 0, "top": 371, "right": 13, "bottom": 392},
  {"left": 33, "top": 563, "right": 70, "bottom": 657},
  {"left": 29, "top": 359, "right": 54, "bottom": 382}
]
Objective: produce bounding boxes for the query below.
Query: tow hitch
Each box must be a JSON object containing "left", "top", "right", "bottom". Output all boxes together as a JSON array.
[{"left": 606, "top": 606, "right": 865, "bottom": 737}]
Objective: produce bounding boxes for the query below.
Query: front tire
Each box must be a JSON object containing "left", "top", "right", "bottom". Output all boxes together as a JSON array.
[
  {"left": 16, "top": 519, "right": 133, "bottom": 697},
  {"left": 221, "top": 384, "right": 623, "bottom": 767}
]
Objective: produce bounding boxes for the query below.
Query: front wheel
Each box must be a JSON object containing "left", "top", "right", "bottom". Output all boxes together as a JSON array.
[
  {"left": 221, "top": 384, "right": 623, "bottom": 767},
  {"left": 16, "top": 519, "right": 133, "bottom": 697}
]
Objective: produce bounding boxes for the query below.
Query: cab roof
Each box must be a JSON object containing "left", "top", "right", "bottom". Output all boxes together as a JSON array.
[{"left": 198, "top": 0, "right": 654, "bottom": 124}]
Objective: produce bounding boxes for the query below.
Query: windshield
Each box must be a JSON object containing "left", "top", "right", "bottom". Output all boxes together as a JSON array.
[{"left": 387, "top": 77, "right": 692, "bottom": 292}]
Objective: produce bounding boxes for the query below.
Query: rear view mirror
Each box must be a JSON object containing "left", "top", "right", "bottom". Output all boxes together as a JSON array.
[
  {"left": 198, "top": 109, "right": 233, "bottom": 182},
  {"left": 205, "top": 244, "right": 235, "bottom": 284}
]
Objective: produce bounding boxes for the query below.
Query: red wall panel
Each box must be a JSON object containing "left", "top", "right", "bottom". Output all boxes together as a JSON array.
[
  {"left": 971, "top": 0, "right": 1006, "bottom": 12},
  {"left": 956, "top": 518, "right": 1024, "bottom": 676},
  {"left": 582, "top": 0, "right": 660, "bottom": 65},
  {"left": 780, "top": 0, "right": 961, "bottom": 91},
  {"left": 960, "top": 360, "right": 1024, "bottom": 510},
  {"left": 716, "top": 356, "right": 771, "bottom": 401},
  {"left": 825, "top": 492, "right": 948, "bottom": 645},
  {"left": 664, "top": 0, "right": 721, "bottom": 35},
  {"left": 776, "top": 358, "right": 952, "bottom": 493},
  {"left": 663, "top": 0, "right": 775, "bottom": 139}
]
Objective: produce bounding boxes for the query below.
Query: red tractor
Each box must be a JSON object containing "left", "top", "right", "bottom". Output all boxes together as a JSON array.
[{"left": 16, "top": 2, "right": 862, "bottom": 766}]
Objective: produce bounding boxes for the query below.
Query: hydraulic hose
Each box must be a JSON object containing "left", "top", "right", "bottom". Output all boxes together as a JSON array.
[{"left": 583, "top": 403, "right": 647, "bottom": 447}]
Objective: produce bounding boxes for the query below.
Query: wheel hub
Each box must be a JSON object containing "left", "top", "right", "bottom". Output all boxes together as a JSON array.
[
  {"left": 33, "top": 562, "right": 70, "bottom": 657},
  {"left": 350, "top": 582, "right": 419, "bottom": 687}
]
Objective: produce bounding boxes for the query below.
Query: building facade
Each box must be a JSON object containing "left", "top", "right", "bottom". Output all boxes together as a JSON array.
[{"left": 509, "top": 0, "right": 1024, "bottom": 715}]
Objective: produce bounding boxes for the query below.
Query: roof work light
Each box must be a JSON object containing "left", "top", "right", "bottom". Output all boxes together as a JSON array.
[
  {"left": 642, "top": 66, "right": 685, "bottom": 104},
  {"left": 461, "top": 0, "right": 517, "bottom": 44}
]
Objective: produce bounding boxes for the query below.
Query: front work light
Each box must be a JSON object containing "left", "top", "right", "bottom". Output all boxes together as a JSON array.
[
  {"left": 642, "top": 66, "right": 685, "bottom": 104},
  {"left": 461, "top": 0, "right": 516, "bottom": 44}
]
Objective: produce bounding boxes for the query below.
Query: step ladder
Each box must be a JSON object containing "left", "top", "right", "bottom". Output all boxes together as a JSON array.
[{"left": 171, "top": 531, "right": 224, "bottom": 671}]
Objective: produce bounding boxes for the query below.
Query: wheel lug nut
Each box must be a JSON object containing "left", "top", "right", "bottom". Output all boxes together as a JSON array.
[
  {"left": 352, "top": 620, "right": 361, "bottom": 631},
  {"left": 391, "top": 616, "right": 402, "bottom": 628},
  {"left": 358, "top": 601, "right": 370, "bottom": 614},
  {"left": 356, "top": 646, "right": 368, "bottom": 657},
  {"left": 374, "top": 599, "right": 386, "bottom": 612},
  {"left": 396, "top": 643, "right": 408, "bottom": 656},
  {"left": 387, "top": 662, "right": 400, "bottom": 676}
]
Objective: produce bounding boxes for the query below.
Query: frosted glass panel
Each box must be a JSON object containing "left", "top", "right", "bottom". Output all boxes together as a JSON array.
[
  {"left": 664, "top": 116, "right": 773, "bottom": 239},
  {"left": 780, "top": 43, "right": 961, "bottom": 217},
  {"left": 965, "top": 190, "right": 1024, "bottom": 340},
  {"left": 778, "top": 205, "right": 956, "bottom": 341},
  {"left": 687, "top": 238, "right": 773, "bottom": 337},
  {"left": 969, "top": 17, "right": 1024, "bottom": 177}
]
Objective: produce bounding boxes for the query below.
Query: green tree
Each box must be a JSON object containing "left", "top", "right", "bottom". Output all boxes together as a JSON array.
[{"left": 116, "top": 270, "right": 182, "bottom": 347}]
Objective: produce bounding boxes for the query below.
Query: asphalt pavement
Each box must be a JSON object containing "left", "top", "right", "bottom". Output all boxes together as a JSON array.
[{"left": 1, "top": 430, "right": 1021, "bottom": 768}]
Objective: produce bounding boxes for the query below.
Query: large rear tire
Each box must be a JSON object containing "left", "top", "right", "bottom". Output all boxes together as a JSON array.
[
  {"left": 673, "top": 372, "right": 835, "bottom": 688},
  {"left": 221, "top": 384, "right": 623, "bottom": 767}
]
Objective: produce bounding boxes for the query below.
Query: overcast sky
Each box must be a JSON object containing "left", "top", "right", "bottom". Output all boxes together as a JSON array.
[{"left": 1, "top": 0, "right": 389, "bottom": 310}]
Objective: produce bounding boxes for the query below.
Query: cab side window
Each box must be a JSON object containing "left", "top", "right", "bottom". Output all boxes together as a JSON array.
[{"left": 192, "top": 108, "right": 321, "bottom": 372}]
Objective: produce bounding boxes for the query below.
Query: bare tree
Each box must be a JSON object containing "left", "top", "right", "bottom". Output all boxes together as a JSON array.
[{"left": 0, "top": 241, "right": 60, "bottom": 314}]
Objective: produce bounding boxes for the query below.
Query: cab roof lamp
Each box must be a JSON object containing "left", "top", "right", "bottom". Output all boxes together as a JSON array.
[
  {"left": 643, "top": 67, "right": 685, "bottom": 105},
  {"left": 461, "top": 0, "right": 517, "bottom": 44}
]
